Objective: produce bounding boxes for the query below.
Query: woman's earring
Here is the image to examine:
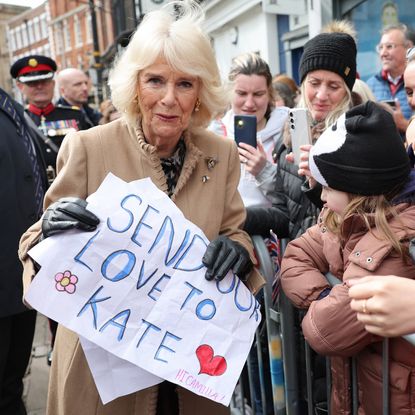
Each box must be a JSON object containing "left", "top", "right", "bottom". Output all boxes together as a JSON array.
[{"left": 194, "top": 99, "right": 201, "bottom": 112}]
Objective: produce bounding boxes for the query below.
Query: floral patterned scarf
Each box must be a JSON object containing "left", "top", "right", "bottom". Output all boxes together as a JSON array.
[{"left": 160, "top": 138, "right": 186, "bottom": 197}]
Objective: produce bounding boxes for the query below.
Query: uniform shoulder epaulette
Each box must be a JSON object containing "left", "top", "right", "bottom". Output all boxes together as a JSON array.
[{"left": 56, "top": 104, "right": 81, "bottom": 111}]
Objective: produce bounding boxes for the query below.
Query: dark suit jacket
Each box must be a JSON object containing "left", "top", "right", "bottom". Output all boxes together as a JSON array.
[{"left": 0, "top": 88, "right": 47, "bottom": 316}]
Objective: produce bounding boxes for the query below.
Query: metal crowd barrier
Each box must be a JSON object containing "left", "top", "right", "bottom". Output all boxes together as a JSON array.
[
  {"left": 230, "top": 235, "right": 415, "bottom": 415},
  {"left": 230, "top": 234, "right": 285, "bottom": 415}
]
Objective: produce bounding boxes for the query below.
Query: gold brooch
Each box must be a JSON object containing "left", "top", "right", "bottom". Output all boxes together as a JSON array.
[{"left": 205, "top": 157, "right": 218, "bottom": 170}]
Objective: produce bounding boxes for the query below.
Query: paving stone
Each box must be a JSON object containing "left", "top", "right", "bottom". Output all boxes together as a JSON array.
[{"left": 24, "top": 313, "right": 51, "bottom": 415}]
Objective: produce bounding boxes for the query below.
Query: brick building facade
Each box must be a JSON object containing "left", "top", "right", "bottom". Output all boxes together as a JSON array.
[
  {"left": 0, "top": 3, "right": 30, "bottom": 94},
  {"left": 6, "top": 0, "right": 114, "bottom": 103}
]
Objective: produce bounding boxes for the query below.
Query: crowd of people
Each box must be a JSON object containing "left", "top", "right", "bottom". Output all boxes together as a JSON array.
[{"left": 1, "top": 0, "right": 415, "bottom": 414}]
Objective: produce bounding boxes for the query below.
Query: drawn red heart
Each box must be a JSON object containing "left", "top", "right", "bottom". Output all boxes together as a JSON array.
[{"left": 196, "top": 344, "right": 227, "bottom": 376}]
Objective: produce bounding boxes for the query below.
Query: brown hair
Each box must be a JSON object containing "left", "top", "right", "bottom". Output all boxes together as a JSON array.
[
  {"left": 324, "top": 192, "right": 408, "bottom": 258},
  {"left": 272, "top": 74, "right": 299, "bottom": 96},
  {"left": 228, "top": 52, "right": 275, "bottom": 119}
]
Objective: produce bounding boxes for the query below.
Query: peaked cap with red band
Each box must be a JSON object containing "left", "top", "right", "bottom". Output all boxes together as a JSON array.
[{"left": 10, "top": 55, "right": 57, "bottom": 83}]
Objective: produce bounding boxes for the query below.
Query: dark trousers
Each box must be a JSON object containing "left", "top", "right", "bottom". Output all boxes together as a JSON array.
[
  {"left": 156, "top": 381, "right": 179, "bottom": 415},
  {"left": 48, "top": 318, "right": 58, "bottom": 347},
  {"left": 0, "top": 310, "right": 36, "bottom": 415}
]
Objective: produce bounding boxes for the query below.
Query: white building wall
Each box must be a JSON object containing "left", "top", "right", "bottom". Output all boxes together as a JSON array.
[
  {"left": 203, "top": 0, "right": 313, "bottom": 82},
  {"left": 307, "top": 0, "right": 333, "bottom": 37},
  {"left": 208, "top": 4, "right": 278, "bottom": 80}
]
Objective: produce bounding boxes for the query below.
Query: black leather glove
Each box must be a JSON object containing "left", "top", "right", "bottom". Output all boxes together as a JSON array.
[
  {"left": 42, "top": 197, "right": 100, "bottom": 238},
  {"left": 202, "top": 235, "right": 253, "bottom": 282}
]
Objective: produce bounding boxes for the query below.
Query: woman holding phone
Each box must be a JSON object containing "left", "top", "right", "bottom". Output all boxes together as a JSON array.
[
  {"left": 212, "top": 52, "right": 288, "bottom": 208},
  {"left": 243, "top": 22, "right": 357, "bottom": 413},
  {"left": 244, "top": 22, "right": 356, "bottom": 239}
]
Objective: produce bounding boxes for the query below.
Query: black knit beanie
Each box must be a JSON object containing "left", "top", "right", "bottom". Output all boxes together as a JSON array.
[
  {"left": 299, "top": 32, "right": 357, "bottom": 91},
  {"left": 309, "top": 101, "right": 410, "bottom": 196}
]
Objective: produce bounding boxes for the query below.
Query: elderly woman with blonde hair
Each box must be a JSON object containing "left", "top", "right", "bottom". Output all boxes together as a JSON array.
[{"left": 18, "top": 1, "right": 263, "bottom": 414}]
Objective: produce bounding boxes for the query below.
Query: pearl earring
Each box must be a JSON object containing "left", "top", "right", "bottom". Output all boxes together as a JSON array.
[{"left": 194, "top": 99, "right": 201, "bottom": 112}]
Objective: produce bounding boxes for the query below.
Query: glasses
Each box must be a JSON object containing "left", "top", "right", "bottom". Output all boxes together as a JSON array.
[
  {"left": 376, "top": 42, "right": 405, "bottom": 53},
  {"left": 407, "top": 46, "right": 415, "bottom": 62}
]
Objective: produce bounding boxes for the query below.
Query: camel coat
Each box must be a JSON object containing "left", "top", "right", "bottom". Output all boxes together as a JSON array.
[{"left": 19, "top": 118, "right": 265, "bottom": 415}]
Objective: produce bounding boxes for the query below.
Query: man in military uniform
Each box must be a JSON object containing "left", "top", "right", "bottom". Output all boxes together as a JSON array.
[
  {"left": 10, "top": 55, "right": 91, "bottom": 366},
  {"left": 10, "top": 55, "right": 91, "bottom": 182},
  {"left": 0, "top": 85, "right": 48, "bottom": 414}
]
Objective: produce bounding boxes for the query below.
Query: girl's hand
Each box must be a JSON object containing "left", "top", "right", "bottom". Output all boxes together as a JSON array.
[{"left": 238, "top": 140, "right": 267, "bottom": 177}]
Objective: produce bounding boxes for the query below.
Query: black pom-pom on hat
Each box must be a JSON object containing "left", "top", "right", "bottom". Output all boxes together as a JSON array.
[
  {"left": 299, "top": 32, "right": 357, "bottom": 91},
  {"left": 309, "top": 101, "right": 410, "bottom": 196}
]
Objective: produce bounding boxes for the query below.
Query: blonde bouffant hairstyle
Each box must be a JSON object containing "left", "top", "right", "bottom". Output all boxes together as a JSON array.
[{"left": 109, "top": 0, "right": 227, "bottom": 128}]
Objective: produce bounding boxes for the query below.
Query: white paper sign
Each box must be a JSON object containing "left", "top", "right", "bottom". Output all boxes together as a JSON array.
[
  {"left": 79, "top": 336, "right": 163, "bottom": 403},
  {"left": 26, "top": 174, "right": 261, "bottom": 406}
]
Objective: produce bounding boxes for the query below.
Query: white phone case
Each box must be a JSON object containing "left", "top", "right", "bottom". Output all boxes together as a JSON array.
[{"left": 289, "top": 108, "right": 312, "bottom": 165}]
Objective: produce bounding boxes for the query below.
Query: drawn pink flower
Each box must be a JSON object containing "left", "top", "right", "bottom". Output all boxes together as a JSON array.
[{"left": 55, "top": 270, "right": 78, "bottom": 294}]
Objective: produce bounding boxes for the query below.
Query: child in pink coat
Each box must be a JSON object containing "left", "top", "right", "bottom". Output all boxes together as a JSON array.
[{"left": 281, "top": 101, "right": 415, "bottom": 415}]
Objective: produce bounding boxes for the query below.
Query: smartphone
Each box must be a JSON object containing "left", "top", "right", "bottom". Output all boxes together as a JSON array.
[
  {"left": 289, "top": 108, "right": 312, "bottom": 165},
  {"left": 381, "top": 99, "right": 396, "bottom": 109},
  {"left": 234, "top": 115, "right": 257, "bottom": 148}
]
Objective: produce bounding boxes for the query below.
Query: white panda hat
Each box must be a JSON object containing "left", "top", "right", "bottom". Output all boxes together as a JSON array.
[{"left": 309, "top": 101, "right": 410, "bottom": 196}]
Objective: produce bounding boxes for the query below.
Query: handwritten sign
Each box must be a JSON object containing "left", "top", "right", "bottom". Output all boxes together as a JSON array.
[
  {"left": 79, "top": 336, "right": 163, "bottom": 403},
  {"left": 26, "top": 174, "right": 261, "bottom": 406}
]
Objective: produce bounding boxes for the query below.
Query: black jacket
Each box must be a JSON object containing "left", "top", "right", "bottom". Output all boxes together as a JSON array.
[
  {"left": 56, "top": 97, "right": 102, "bottom": 127},
  {"left": 0, "top": 89, "right": 48, "bottom": 316},
  {"left": 244, "top": 140, "right": 322, "bottom": 240},
  {"left": 26, "top": 103, "right": 91, "bottom": 171}
]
